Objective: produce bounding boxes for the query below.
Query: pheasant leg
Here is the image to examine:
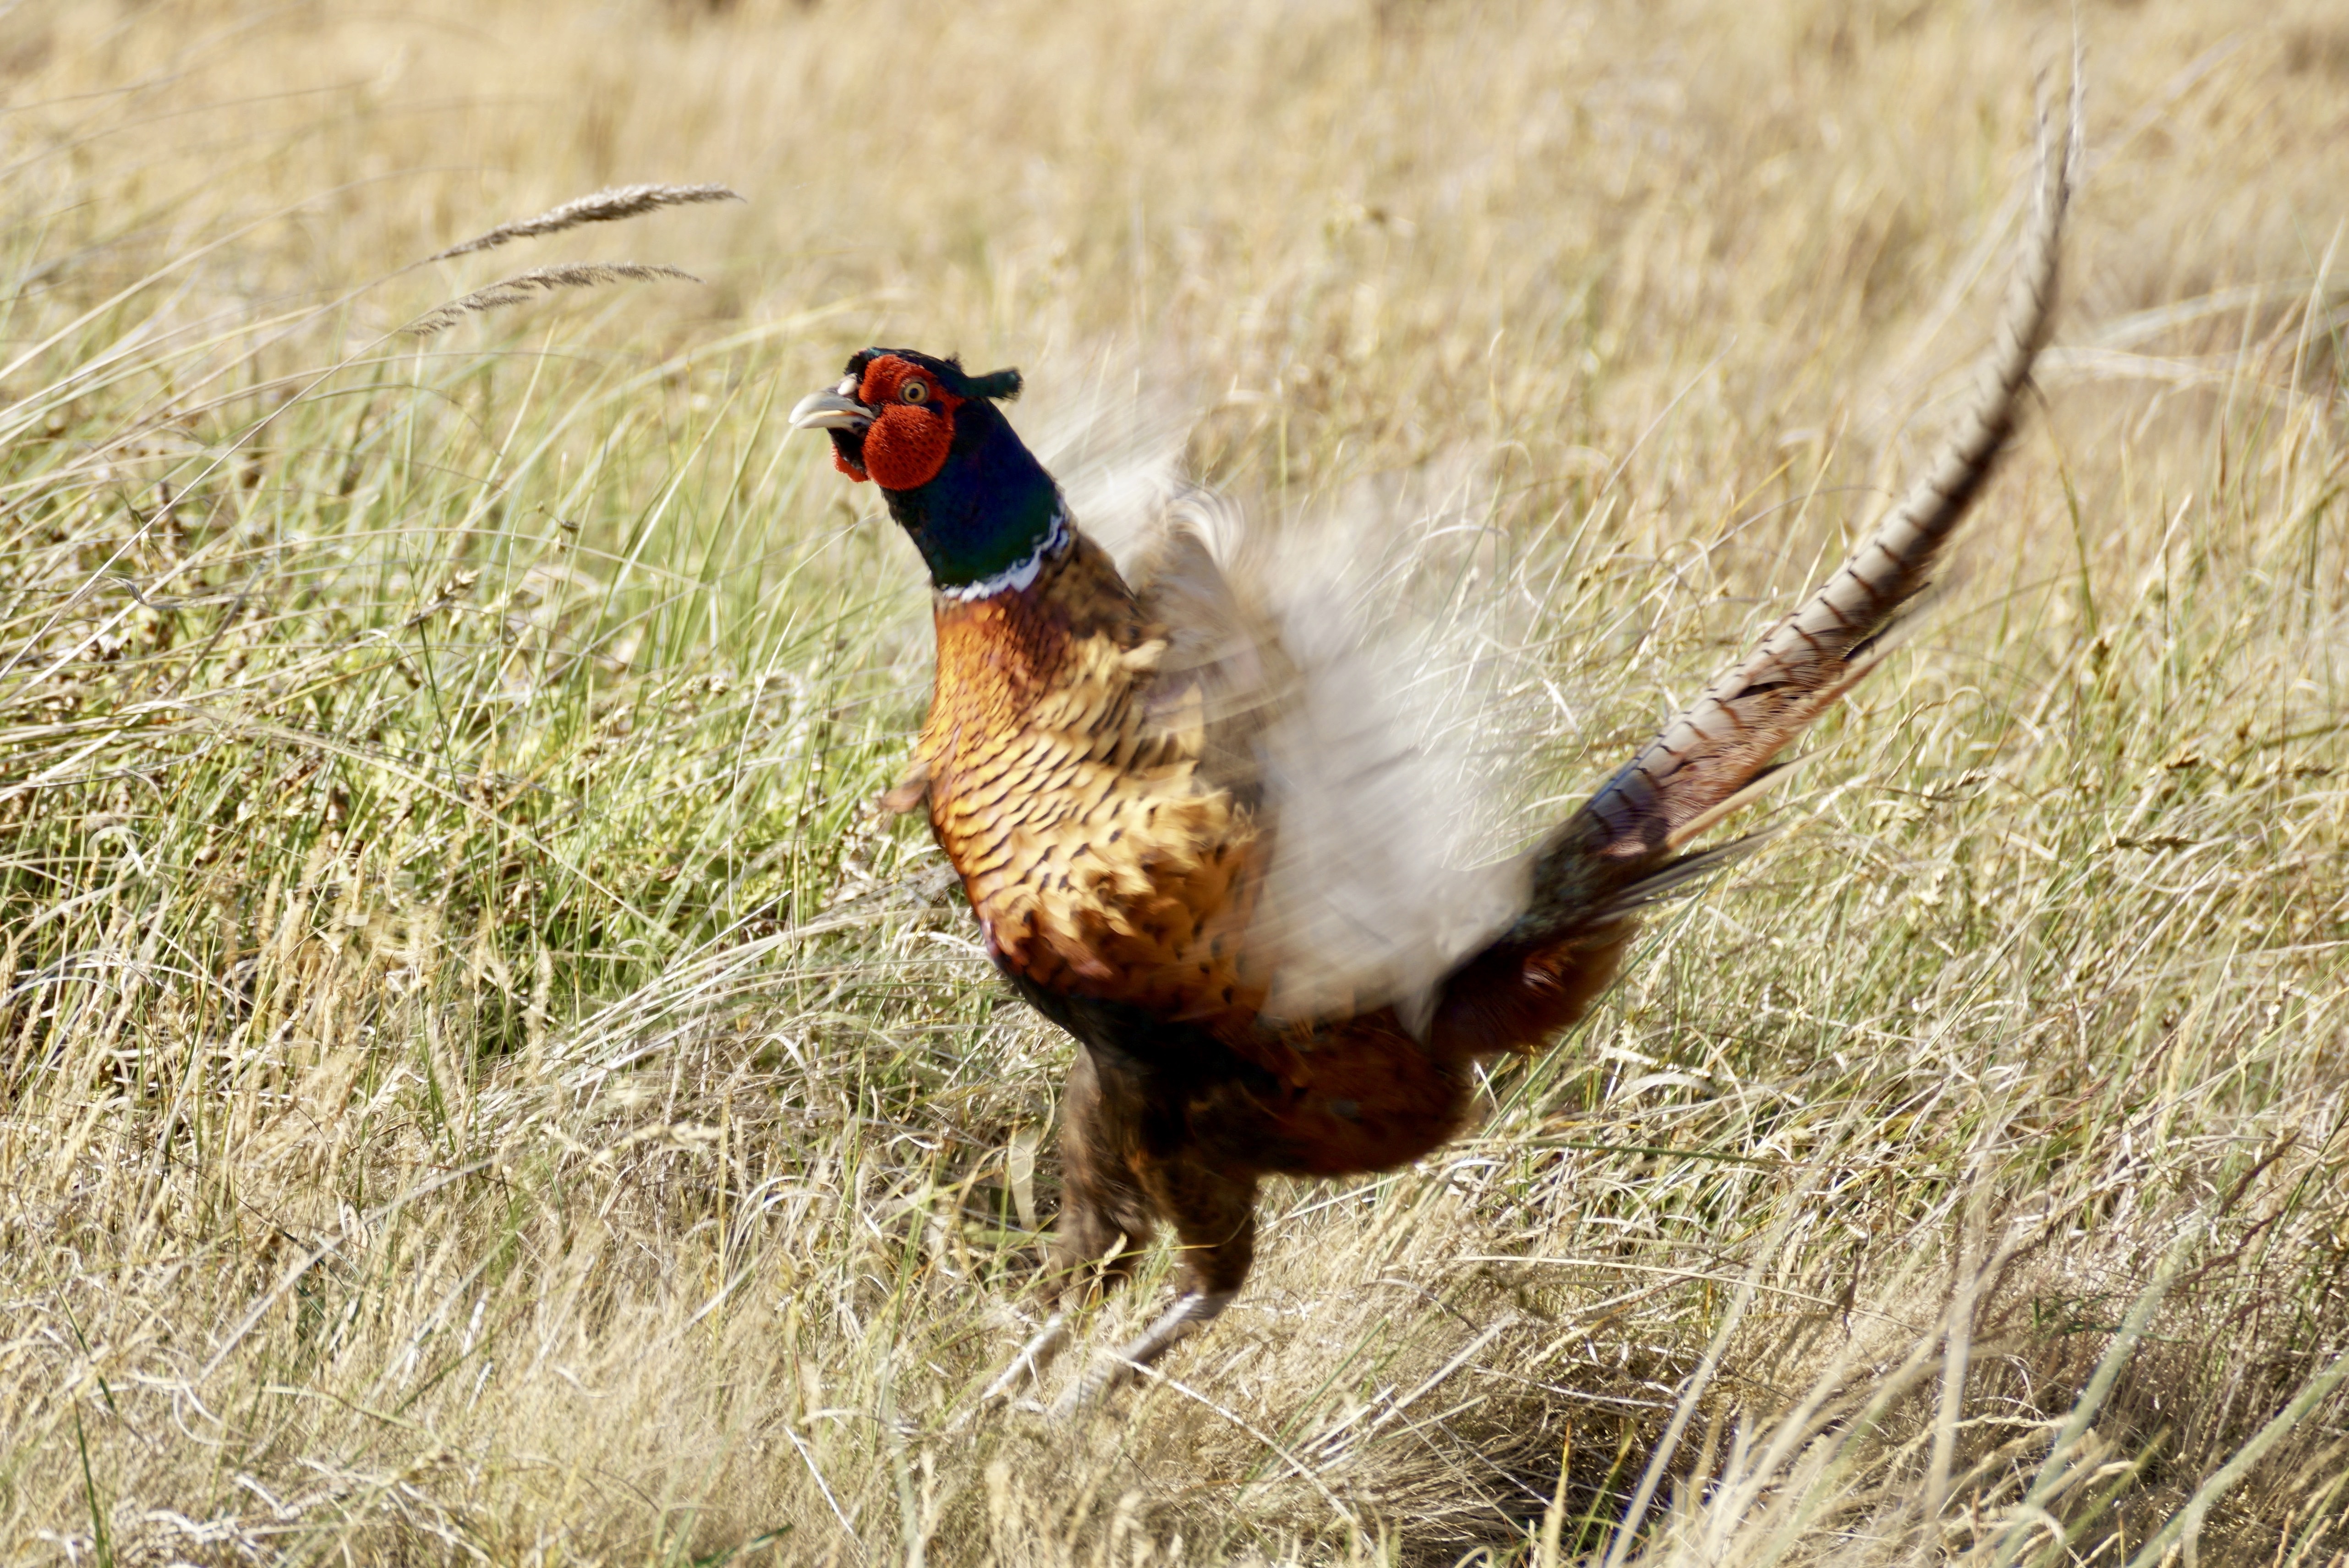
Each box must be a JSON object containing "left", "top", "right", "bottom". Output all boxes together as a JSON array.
[
  {"left": 1042, "top": 1047, "right": 1157, "bottom": 1305},
  {"left": 1057, "top": 1149, "right": 1259, "bottom": 1414},
  {"left": 973, "top": 1047, "right": 1155, "bottom": 1411},
  {"left": 976, "top": 1311, "right": 1069, "bottom": 1408},
  {"left": 1053, "top": 1288, "right": 1237, "bottom": 1414}
]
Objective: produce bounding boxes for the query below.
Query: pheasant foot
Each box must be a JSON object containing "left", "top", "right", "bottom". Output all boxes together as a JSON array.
[
  {"left": 975, "top": 1311, "right": 1070, "bottom": 1412},
  {"left": 1051, "top": 1289, "right": 1236, "bottom": 1417}
]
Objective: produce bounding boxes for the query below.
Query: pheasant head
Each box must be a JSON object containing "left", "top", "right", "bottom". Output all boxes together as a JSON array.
[{"left": 789, "top": 348, "right": 1064, "bottom": 597}]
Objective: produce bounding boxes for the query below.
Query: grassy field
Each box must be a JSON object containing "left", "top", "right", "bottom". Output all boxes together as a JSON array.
[{"left": 3, "top": 1, "right": 2346, "bottom": 1562}]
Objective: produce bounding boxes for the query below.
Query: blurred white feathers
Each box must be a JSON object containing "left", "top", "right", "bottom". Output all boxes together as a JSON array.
[{"left": 1024, "top": 359, "right": 1529, "bottom": 1031}]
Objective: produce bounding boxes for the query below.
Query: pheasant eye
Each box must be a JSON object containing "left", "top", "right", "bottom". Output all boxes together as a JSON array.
[{"left": 900, "top": 379, "right": 930, "bottom": 405}]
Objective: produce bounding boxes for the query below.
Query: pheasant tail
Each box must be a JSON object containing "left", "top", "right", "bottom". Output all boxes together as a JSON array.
[{"left": 1434, "top": 94, "right": 2077, "bottom": 1058}]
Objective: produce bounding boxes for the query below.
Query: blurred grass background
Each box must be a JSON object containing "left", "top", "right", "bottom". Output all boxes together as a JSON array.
[{"left": 1, "top": 1, "right": 2345, "bottom": 1562}]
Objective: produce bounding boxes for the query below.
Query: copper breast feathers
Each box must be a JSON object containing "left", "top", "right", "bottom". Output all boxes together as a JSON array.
[{"left": 918, "top": 535, "right": 1269, "bottom": 1031}]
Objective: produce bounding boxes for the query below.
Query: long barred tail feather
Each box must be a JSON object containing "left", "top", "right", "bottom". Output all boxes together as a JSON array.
[
  {"left": 1529, "top": 86, "right": 2075, "bottom": 934},
  {"left": 1430, "top": 85, "right": 2077, "bottom": 1060}
]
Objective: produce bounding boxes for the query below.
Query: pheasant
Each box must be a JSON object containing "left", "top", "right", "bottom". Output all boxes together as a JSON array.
[{"left": 789, "top": 121, "right": 2071, "bottom": 1409}]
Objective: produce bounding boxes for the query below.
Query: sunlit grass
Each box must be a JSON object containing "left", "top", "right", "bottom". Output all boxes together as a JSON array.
[{"left": 1, "top": 1, "right": 2345, "bottom": 1563}]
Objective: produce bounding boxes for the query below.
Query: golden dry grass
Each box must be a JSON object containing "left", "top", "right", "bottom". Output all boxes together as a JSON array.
[{"left": 2, "top": 1, "right": 2346, "bottom": 1563}]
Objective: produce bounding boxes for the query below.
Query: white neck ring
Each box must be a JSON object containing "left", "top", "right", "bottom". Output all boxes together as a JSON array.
[{"left": 938, "top": 509, "right": 1070, "bottom": 602}]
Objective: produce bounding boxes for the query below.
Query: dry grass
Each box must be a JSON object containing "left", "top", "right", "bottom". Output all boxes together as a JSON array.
[
  {"left": 402, "top": 263, "right": 706, "bottom": 339},
  {"left": 2, "top": 1, "right": 2346, "bottom": 1563},
  {"left": 425, "top": 184, "right": 742, "bottom": 263}
]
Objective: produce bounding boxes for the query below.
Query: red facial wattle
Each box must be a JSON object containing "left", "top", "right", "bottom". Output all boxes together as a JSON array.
[{"left": 855, "top": 356, "right": 964, "bottom": 491}]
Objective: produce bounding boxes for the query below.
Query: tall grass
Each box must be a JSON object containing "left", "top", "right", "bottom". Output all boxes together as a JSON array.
[{"left": 1, "top": 1, "right": 2344, "bottom": 1563}]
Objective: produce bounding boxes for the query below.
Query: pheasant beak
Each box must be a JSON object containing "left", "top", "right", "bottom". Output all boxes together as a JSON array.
[{"left": 788, "top": 379, "right": 872, "bottom": 433}]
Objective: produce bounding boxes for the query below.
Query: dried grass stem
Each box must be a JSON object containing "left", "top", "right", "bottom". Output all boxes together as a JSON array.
[
  {"left": 426, "top": 181, "right": 742, "bottom": 262},
  {"left": 403, "top": 263, "right": 702, "bottom": 337}
]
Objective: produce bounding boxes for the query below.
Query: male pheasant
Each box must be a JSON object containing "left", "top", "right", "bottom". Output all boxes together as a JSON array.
[{"left": 790, "top": 124, "right": 2070, "bottom": 1408}]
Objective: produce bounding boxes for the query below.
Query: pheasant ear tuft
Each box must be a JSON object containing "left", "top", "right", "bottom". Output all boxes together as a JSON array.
[{"left": 966, "top": 367, "right": 1022, "bottom": 402}]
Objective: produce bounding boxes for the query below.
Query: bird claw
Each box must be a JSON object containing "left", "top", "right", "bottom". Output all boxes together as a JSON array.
[
  {"left": 1050, "top": 1353, "right": 1136, "bottom": 1419},
  {"left": 975, "top": 1312, "right": 1069, "bottom": 1410},
  {"left": 1048, "top": 1289, "right": 1237, "bottom": 1419},
  {"left": 962, "top": 1290, "right": 1238, "bottom": 1424}
]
